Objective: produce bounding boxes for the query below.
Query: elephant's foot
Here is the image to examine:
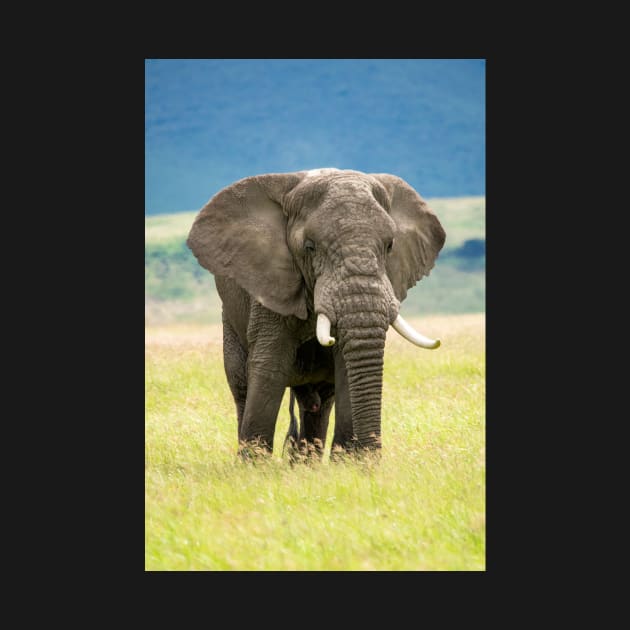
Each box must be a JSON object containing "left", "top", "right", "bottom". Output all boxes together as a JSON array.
[
  {"left": 330, "top": 439, "right": 381, "bottom": 465},
  {"left": 237, "top": 438, "right": 273, "bottom": 463},
  {"left": 284, "top": 437, "right": 324, "bottom": 465}
]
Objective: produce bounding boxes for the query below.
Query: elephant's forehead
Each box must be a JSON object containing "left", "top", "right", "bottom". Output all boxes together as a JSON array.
[
  {"left": 307, "top": 191, "right": 396, "bottom": 238},
  {"left": 285, "top": 170, "right": 386, "bottom": 225},
  {"left": 300, "top": 170, "right": 376, "bottom": 199}
]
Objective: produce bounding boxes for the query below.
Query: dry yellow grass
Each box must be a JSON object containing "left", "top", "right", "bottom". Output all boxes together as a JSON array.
[
  {"left": 146, "top": 313, "right": 483, "bottom": 350},
  {"left": 145, "top": 313, "right": 485, "bottom": 570}
]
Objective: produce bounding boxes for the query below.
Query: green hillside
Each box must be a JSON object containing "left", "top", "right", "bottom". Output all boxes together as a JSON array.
[{"left": 145, "top": 196, "right": 485, "bottom": 324}]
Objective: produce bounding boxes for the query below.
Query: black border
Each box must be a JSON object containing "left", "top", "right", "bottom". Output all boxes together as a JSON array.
[{"left": 84, "top": 56, "right": 550, "bottom": 578}]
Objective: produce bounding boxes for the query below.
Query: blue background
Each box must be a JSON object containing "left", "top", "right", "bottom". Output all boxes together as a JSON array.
[{"left": 145, "top": 59, "right": 485, "bottom": 215}]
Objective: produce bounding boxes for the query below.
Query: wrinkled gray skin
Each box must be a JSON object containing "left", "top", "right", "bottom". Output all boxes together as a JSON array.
[{"left": 186, "top": 169, "right": 446, "bottom": 459}]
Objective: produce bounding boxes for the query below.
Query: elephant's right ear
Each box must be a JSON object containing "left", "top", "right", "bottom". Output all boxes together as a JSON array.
[
  {"left": 371, "top": 174, "right": 446, "bottom": 303},
  {"left": 186, "top": 172, "right": 308, "bottom": 319}
]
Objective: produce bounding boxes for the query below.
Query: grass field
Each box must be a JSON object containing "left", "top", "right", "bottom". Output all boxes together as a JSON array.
[{"left": 145, "top": 313, "right": 485, "bottom": 571}]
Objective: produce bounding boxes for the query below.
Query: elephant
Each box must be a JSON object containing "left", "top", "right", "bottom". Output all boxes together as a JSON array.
[
  {"left": 186, "top": 168, "right": 446, "bottom": 460},
  {"left": 283, "top": 384, "right": 334, "bottom": 461}
]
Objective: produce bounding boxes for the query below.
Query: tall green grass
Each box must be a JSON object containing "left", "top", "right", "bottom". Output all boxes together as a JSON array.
[{"left": 145, "top": 314, "right": 485, "bottom": 570}]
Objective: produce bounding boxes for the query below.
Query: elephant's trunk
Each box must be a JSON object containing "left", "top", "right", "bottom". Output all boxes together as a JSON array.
[{"left": 337, "top": 310, "right": 389, "bottom": 449}]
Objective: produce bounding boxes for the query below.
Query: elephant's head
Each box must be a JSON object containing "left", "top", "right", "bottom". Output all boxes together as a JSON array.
[{"left": 187, "top": 168, "right": 445, "bottom": 449}]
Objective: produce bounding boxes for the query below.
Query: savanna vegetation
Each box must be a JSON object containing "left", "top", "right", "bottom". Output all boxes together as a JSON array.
[{"left": 145, "top": 314, "right": 485, "bottom": 570}]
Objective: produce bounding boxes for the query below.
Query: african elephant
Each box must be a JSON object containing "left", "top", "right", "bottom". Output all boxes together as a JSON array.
[{"left": 186, "top": 168, "right": 446, "bottom": 459}]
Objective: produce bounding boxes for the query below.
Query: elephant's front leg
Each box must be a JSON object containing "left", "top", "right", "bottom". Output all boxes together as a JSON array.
[
  {"left": 239, "top": 309, "right": 297, "bottom": 457},
  {"left": 239, "top": 370, "right": 287, "bottom": 456}
]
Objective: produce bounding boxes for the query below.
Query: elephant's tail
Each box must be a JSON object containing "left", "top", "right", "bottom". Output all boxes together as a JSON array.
[{"left": 283, "top": 389, "right": 299, "bottom": 455}]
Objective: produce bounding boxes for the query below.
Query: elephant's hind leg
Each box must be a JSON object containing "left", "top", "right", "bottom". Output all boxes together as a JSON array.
[
  {"left": 294, "top": 383, "right": 335, "bottom": 461},
  {"left": 222, "top": 319, "right": 248, "bottom": 438}
]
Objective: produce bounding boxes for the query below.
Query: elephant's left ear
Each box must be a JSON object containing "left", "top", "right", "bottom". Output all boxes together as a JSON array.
[
  {"left": 186, "top": 172, "right": 308, "bottom": 319},
  {"left": 370, "top": 174, "right": 446, "bottom": 302}
]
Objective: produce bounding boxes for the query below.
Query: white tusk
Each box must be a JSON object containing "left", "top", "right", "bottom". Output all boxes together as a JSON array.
[
  {"left": 391, "top": 314, "right": 441, "bottom": 349},
  {"left": 316, "top": 313, "right": 335, "bottom": 346}
]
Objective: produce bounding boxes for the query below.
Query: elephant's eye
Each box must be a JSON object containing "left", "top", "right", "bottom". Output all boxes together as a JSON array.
[
  {"left": 386, "top": 239, "right": 394, "bottom": 254},
  {"left": 304, "top": 239, "right": 316, "bottom": 253}
]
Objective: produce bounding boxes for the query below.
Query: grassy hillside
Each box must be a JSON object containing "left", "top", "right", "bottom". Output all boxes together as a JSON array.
[
  {"left": 145, "top": 196, "right": 485, "bottom": 325},
  {"left": 145, "top": 313, "right": 485, "bottom": 570}
]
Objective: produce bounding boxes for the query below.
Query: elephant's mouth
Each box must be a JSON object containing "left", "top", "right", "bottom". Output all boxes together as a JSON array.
[{"left": 316, "top": 312, "right": 440, "bottom": 349}]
